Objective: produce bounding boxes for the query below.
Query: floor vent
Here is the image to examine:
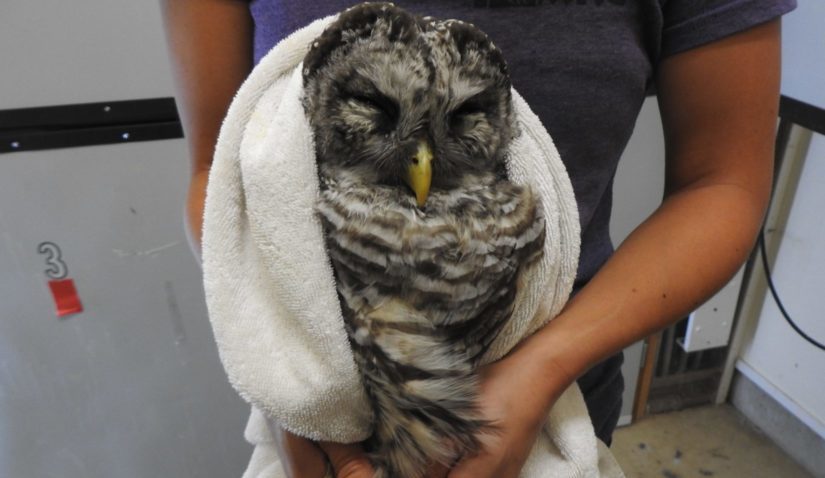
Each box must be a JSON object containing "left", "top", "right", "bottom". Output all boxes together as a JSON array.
[{"left": 647, "top": 318, "right": 727, "bottom": 414}]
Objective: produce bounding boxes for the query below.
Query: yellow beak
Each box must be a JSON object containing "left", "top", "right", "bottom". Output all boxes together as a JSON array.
[{"left": 405, "top": 141, "right": 433, "bottom": 207}]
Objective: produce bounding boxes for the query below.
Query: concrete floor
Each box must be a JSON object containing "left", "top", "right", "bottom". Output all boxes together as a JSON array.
[{"left": 611, "top": 405, "right": 814, "bottom": 478}]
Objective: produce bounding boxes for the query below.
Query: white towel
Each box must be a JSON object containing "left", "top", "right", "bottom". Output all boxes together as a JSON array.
[{"left": 202, "top": 14, "right": 624, "bottom": 478}]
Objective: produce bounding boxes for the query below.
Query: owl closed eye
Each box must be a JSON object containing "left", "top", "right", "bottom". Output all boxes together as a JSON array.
[{"left": 303, "top": 3, "right": 515, "bottom": 194}]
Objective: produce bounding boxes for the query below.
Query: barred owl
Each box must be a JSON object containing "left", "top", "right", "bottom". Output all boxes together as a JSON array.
[{"left": 302, "top": 3, "right": 545, "bottom": 477}]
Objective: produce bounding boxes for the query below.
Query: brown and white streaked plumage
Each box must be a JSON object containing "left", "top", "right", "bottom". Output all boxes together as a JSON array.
[{"left": 303, "top": 3, "right": 545, "bottom": 477}]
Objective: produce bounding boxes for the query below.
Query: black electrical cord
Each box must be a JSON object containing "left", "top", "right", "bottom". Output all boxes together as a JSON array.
[{"left": 759, "top": 230, "right": 825, "bottom": 351}]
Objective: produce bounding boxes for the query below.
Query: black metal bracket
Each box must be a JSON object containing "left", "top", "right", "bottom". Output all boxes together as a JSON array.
[
  {"left": 0, "top": 98, "right": 183, "bottom": 154},
  {"left": 779, "top": 95, "right": 825, "bottom": 137}
]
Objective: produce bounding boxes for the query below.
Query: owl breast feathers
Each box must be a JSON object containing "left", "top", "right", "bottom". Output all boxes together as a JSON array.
[{"left": 303, "top": 3, "right": 546, "bottom": 477}]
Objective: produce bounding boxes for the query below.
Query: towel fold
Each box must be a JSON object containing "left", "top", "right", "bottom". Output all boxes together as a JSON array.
[{"left": 202, "top": 14, "right": 624, "bottom": 478}]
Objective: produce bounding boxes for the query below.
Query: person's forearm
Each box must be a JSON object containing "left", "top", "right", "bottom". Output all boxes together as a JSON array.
[
  {"left": 185, "top": 170, "right": 210, "bottom": 260},
  {"left": 161, "top": 0, "right": 253, "bottom": 257},
  {"left": 514, "top": 19, "right": 780, "bottom": 406},
  {"left": 524, "top": 177, "right": 769, "bottom": 394}
]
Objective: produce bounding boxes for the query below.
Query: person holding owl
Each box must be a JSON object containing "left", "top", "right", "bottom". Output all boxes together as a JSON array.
[{"left": 163, "top": 1, "right": 796, "bottom": 477}]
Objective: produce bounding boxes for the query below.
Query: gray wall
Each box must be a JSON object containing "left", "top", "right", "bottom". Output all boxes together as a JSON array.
[
  {"left": 735, "top": 0, "right": 825, "bottom": 438},
  {"left": 0, "top": 141, "right": 252, "bottom": 478},
  {"left": 738, "top": 128, "right": 825, "bottom": 437},
  {"left": 0, "top": 0, "right": 176, "bottom": 108},
  {"left": 1, "top": 1, "right": 252, "bottom": 477},
  {"left": 781, "top": 0, "right": 825, "bottom": 110}
]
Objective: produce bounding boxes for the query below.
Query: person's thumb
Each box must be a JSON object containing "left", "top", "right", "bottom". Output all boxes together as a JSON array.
[{"left": 318, "top": 441, "right": 375, "bottom": 478}]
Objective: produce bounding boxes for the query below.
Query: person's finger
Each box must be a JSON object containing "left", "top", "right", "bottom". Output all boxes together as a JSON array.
[
  {"left": 318, "top": 441, "right": 375, "bottom": 478},
  {"left": 424, "top": 461, "right": 450, "bottom": 478},
  {"left": 271, "top": 427, "right": 329, "bottom": 478},
  {"left": 447, "top": 452, "right": 500, "bottom": 478}
]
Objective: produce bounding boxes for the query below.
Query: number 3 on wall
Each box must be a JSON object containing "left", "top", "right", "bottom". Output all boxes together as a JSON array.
[
  {"left": 37, "top": 241, "right": 68, "bottom": 280},
  {"left": 38, "top": 241, "right": 83, "bottom": 317}
]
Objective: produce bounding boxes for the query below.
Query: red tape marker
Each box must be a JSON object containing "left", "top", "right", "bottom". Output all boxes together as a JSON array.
[{"left": 48, "top": 278, "right": 84, "bottom": 317}]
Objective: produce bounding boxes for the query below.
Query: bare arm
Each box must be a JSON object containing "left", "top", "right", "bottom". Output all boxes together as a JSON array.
[
  {"left": 450, "top": 19, "right": 780, "bottom": 478},
  {"left": 160, "top": 0, "right": 254, "bottom": 258},
  {"left": 537, "top": 18, "right": 778, "bottom": 387}
]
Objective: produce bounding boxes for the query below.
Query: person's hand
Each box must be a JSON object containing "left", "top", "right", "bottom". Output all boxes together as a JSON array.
[
  {"left": 321, "top": 441, "right": 452, "bottom": 478},
  {"left": 322, "top": 441, "right": 453, "bottom": 478},
  {"left": 318, "top": 441, "right": 375, "bottom": 478},
  {"left": 271, "top": 341, "right": 570, "bottom": 478},
  {"left": 271, "top": 425, "right": 329, "bottom": 478},
  {"left": 272, "top": 422, "right": 454, "bottom": 478},
  {"left": 447, "top": 343, "right": 570, "bottom": 478},
  {"left": 271, "top": 424, "right": 375, "bottom": 478}
]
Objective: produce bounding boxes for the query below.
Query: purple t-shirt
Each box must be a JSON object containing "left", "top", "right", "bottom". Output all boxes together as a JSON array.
[{"left": 247, "top": 0, "right": 795, "bottom": 288}]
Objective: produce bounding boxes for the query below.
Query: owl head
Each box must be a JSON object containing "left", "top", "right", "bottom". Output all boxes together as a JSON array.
[{"left": 303, "top": 2, "right": 514, "bottom": 207}]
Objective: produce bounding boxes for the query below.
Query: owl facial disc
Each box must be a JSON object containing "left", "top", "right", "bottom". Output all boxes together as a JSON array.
[{"left": 406, "top": 140, "right": 433, "bottom": 207}]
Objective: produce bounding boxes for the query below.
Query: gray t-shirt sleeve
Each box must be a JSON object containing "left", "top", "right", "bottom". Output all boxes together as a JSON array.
[{"left": 661, "top": 0, "right": 797, "bottom": 58}]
